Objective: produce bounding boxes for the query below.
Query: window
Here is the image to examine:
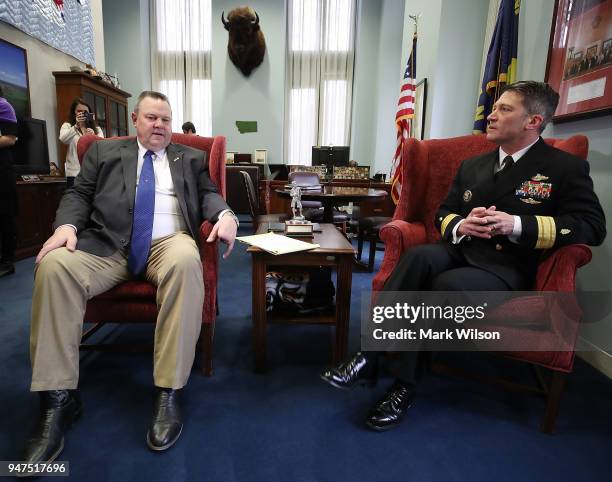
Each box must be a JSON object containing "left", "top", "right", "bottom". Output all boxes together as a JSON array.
[
  {"left": 151, "top": 0, "right": 212, "bottom": 135},
  {"left": 285, "top": 0, "right": 357, "bottom": 165}
]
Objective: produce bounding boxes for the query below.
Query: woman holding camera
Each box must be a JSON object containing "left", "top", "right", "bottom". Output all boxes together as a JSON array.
[{"left": 59, "top": 97, "right": 104, "bottom": 187}]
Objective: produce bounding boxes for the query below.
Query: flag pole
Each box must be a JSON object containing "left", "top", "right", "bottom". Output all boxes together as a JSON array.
[{"left": 390, "top": 13, "right": 421, "bottom": 204}]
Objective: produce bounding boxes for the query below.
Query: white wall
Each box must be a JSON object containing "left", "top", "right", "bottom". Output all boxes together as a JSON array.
[
  {"left": 102, "top": 0, "right": 151, "bottom": 129},
  {"left": 402, "top": 0, "right": 488, "bottom": 140},
  {"left": 350, "top": 0, "right": 381, "bottom": 169},
  {"left": 371, "top": 0, "right": 407, "bottom": 177},
  {"left": 0, "top": 0, "right": 105, "bottom": 166},
  {"left": 211, "top": 0, "right": 286, "bottom": 164}
]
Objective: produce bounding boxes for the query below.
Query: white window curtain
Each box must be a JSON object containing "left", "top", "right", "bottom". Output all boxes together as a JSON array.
[
  {"left": 150, "top": 0, "right": 212, "bottom": 135},
  {"left": 285, "top": 0, "right": 357, "bottom": 165}
]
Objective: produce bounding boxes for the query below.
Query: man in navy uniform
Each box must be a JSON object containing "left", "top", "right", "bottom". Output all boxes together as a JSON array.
[{"left": 321, "top": 81, "right": 606, "bottom": 431}]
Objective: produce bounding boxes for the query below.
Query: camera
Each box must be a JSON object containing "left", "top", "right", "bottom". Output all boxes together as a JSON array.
[{"left": 84, "top": 112, "right": 95, "bottom": 121}]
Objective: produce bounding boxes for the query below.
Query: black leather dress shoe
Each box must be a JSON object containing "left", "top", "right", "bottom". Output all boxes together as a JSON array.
[
  {"left": 366, "top": 381, "right": 414, "bottom": 431},
  {"left": 320, "top": 352, "right": 378, "bottom": 390},
  {"left": 22, "top": 390, "right": 82, "bottom": 465},
  {"left": 147, "top": 388, "right": 183, "bottom": 451}
]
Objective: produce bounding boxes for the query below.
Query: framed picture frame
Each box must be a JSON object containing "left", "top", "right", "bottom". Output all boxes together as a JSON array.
[
  {"left": 545, "top": 0, "right": 612, "bottom": 122},
  {"left": 0, "top": 38, "right": 31, "bottom": 119},
  {"left": 412, "top": 78, "right": 427, "bottom": 140},
  {"left": 254, "top": 149, "right": 267, "bottom": 165}
]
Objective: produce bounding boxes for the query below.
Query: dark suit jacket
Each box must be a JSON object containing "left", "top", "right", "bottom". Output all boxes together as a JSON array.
[
  {"left": 53, "top": 138, "right": 229, "bottom": 257},
  {"left": 435, "top": 138, "right": 606, "bottom": 289}
]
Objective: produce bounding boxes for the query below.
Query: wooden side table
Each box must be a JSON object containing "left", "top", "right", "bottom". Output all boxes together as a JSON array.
[{"left": 248, "top": 224, "right": 355, "bottom": 372}]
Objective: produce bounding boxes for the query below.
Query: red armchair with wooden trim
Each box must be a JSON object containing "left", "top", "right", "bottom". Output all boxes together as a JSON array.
[
  {"left": 373, "top": 134, "right": 593, "bottom": 433},
  {"left": 76, "top": 133, "right": 226, "bottom": 376}
]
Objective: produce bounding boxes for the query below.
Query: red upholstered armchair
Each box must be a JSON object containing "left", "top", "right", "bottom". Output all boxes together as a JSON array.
[
  {"left": 76, "top": 133, "right": 226, "bottom": 376},
  {"left": 373, "top": 134, "right": 592, "bottom": 433}
]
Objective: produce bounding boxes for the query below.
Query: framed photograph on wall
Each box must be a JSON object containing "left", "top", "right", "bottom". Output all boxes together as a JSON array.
[
  {"left": 411, "top": 78, "right": 427, "bottom": 140},
  {"left": 0, "top": 38, "right": 31, "bottom": 119},
  {"left": 545, "top": 0, "right": 612, "bottom": 122}
]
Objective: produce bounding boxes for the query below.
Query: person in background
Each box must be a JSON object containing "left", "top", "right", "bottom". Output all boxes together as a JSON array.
[
  {"left": 182, "top": 121, "right": 196, "bottom": 135},
  {"left": 59, "top": 98, "right": 104, "bottom": 188},
  {"left": 0, "top": 86, "right": 19, "bottom": 277}
]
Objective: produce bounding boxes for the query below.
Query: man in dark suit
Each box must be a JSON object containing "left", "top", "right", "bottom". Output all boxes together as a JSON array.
[
  {"left": 321, "top": 81, "right": 606, "bottom": 431},
  {"left": 23, "top": 91, "right": 238, "bottom": 461}
]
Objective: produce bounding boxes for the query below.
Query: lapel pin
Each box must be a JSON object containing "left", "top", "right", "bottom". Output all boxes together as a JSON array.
[
  {"left": 463, "top": 190, "right": 472, "bottom": 202},
  {"left": 172, "top": 157, "right": 179, "bottom": 163}
]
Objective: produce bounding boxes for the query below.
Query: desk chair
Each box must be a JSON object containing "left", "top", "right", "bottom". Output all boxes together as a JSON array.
[
  {"left": 76, "top": 133, "right": 226, "bottom": 376},
  {"left": 240, "top": 170, "right": 289, "bottom": 231}
]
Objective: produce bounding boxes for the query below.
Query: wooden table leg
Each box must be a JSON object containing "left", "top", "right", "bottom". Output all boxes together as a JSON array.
[
  {"left": 252, "top": 254, "right": 268, "bottom": 372},
  {"left": 334, "top": 254, "right": 352, "bottom": 362}
]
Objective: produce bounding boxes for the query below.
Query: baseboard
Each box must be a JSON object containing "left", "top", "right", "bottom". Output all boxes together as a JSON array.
[{"left": 576, "top": 337, "right": 612, "bottom": 379}]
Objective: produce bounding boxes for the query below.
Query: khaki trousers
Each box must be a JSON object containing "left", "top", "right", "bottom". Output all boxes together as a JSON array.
[{"left": 30, "top": 232, "right": 204, "bottom": 391}]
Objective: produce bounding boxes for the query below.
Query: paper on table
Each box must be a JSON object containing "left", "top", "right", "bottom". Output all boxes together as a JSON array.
[{"left": 237, "top": 232, "right": 320, "bottom": 255}]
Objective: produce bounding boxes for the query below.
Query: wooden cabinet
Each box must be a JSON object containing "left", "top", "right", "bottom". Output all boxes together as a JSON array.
[
  {"left": 53, "top": 71, "right": 131, "bottom": 173},
  {"left": 16, "top": 179, "right": 66, "bottom": 260}
]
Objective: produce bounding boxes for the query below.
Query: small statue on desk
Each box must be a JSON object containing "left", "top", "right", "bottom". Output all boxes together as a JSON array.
[
  {"left": 286, "top": 185, "right": 313, "bottom": 235},
  {"left": 290, "top": 185, "right": 305, "bottom": 221}
]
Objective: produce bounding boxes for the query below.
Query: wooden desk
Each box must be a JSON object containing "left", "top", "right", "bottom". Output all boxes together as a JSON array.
[
  {"left": 261, "top": 179, "right": 395, "bottom": 219},
  {"left": 16, "top": 178, "right": 66, "bottom": 260},
  {"left": 276, "top": 186, "right": 387, "bottom": 223},
  {"left": 248, "top": 224, "right": 355, "bottom": 372}
]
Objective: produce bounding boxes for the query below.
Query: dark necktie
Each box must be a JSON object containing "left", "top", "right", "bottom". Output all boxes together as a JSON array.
[
  {"left": 494, "top": 155, "right": 514, "bottom": 181},
  {"left": 128, "top": 150, "right": 156, "bottom": 276}
]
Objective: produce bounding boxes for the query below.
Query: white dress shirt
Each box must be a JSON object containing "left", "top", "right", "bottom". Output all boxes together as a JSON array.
[{"left": 136, "top": 141, "right": 188, "bottom": 240}]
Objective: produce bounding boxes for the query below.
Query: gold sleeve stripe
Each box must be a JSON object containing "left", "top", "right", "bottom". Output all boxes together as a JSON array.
[
  {"left": 440, "top": 214, "right": 460, "bottom": 237},
  {"left": 535, "top": 215, "right": 556, "bottom": 249}
]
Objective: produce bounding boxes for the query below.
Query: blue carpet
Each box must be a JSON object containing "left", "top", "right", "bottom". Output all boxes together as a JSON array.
[{"left": 0, "top": 226, "right": 611, "bottom": 481}]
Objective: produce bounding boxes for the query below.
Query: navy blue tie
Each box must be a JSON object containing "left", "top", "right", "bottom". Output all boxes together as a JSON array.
[{"left": 128, "top": 150, "right": 156, "bottom": 276}]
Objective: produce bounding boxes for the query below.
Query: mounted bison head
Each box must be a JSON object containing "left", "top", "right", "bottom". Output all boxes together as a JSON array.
[{"left": 222, "top": 6, "right": 266, "bottom": 77}]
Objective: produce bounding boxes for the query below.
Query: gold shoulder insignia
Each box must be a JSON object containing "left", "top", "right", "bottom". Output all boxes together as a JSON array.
[
  {"left": 560, "top": 228, "right": 571, "bottom": 235},
  {"left": 520, "top": 198, "right": 541, "bottom": 205},
  {"left": 531, "top": 173, "right": 549, "bottom": 181}
]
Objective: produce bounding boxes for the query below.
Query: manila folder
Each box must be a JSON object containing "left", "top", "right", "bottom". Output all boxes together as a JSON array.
[{"left": 237, "top": 232, "right": 319, "bottom": 255}]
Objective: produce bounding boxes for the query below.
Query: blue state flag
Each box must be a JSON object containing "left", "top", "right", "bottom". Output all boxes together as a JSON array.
[{"left": 473, "top": 0, "right": 520, "bottom": 134}]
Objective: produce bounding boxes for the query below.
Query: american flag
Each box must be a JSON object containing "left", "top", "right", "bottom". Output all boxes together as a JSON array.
[{"left": 391, "top": 32, "right": 417, "bottom": 205}]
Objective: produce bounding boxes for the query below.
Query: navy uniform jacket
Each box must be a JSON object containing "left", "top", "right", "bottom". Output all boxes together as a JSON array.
[
  {"left": 435, "top": 138, "right": 606, "bottom": 289},
  {"left": 53, "top": 138, "right": 229, "bottom": 257}
]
